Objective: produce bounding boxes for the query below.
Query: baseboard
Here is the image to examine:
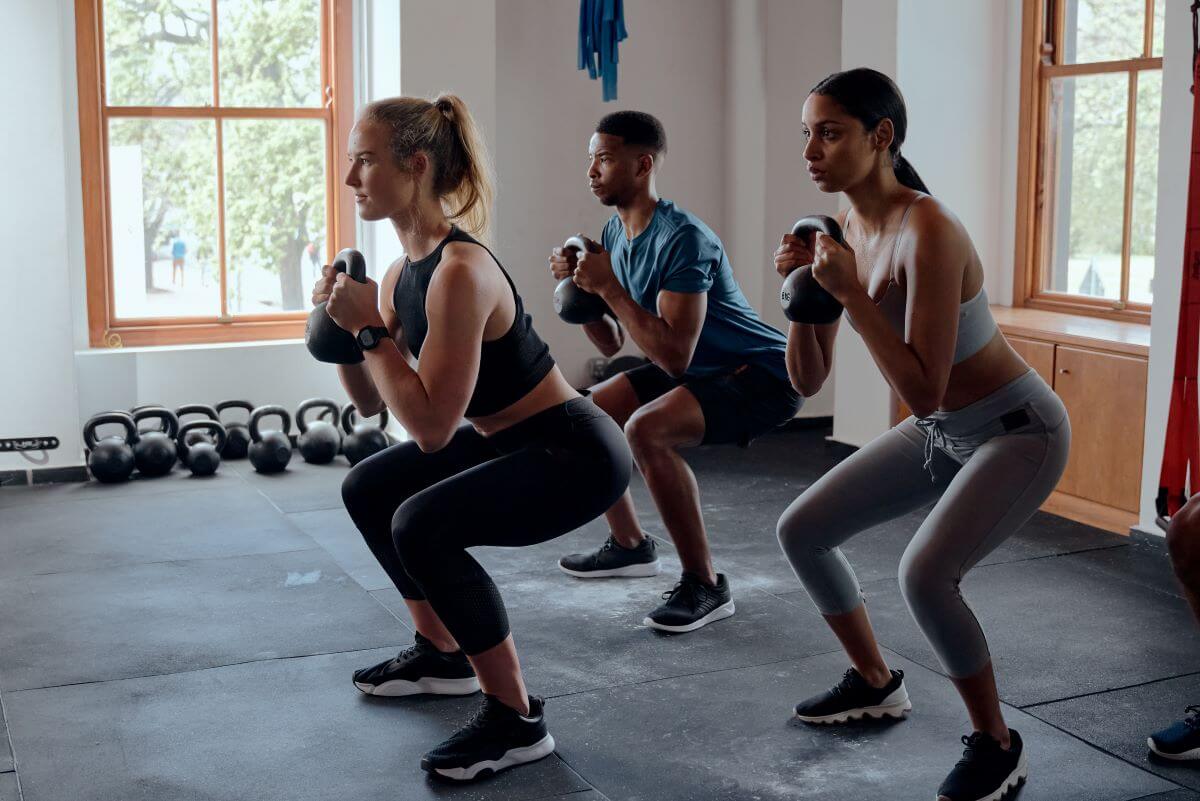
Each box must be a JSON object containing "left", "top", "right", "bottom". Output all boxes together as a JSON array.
[
  {"left": 0, "top": 469, "right": 30, "bottom": 487},
  {"left": 1041, "top": 491, "right": 1138, "bottom": 535},
  {"left": 0, "top": 465, "right": 90, "bottom": 487}
]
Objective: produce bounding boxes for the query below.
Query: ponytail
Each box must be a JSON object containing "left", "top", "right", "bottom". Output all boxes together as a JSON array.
[{"left": 893, "top": 153, "right": 930, "bottom": 194}]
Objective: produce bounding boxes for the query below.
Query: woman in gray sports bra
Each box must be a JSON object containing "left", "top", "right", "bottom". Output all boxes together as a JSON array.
[{"left": 773, "top": 68, "right": 1070, "bottom": 801}]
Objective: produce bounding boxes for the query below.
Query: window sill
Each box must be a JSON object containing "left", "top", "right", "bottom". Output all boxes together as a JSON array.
[
  {"left": 76, "top": 338, "right": 306, "bottom": 358},
  {"left": 992, "top": 305, "right": 1150, "bottom": 358}
]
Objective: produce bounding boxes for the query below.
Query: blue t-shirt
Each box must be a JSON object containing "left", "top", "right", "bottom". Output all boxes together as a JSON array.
[
  {"left": 171, "top": 239, "right": 186, "bottom": 259},
  {"left": 601, "top": 199, "right": 788, "bottom": 381}
]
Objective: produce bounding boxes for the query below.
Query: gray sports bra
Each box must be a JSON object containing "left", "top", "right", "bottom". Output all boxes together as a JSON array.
[{"left": 845, "top": 196, "right": 998, "bottom": 365}]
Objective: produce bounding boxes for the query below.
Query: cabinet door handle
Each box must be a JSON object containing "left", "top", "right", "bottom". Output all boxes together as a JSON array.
[{"left": 1058, "top": 368, "right": 1070, "bottom": 375}]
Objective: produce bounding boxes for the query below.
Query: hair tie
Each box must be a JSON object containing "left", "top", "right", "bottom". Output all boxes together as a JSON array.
[{"left": 435, "top": 98, "right": 454, "bottom": 121}]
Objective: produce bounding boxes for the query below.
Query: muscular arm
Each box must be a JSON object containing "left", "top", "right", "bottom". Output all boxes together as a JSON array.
[
  {"left": 599, "top": 286, "right": 705, "bottom": 378},
  {"left": 786, "top": 320, "right": 839, "bottom": 396},
  {"left": 842, "top": 205, "right": 966, "bottom": 417},
  {"left": 582, "top": 313, "right": 625, "bottom": 357},
  {"left": 336, "top": 259, "right": 412, "bottom": 417}
]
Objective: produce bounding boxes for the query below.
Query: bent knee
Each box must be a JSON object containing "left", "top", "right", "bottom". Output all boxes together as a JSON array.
[
  {"left": 776, "top": 501, "right": 832, "bottom": 556},
  {"left": 624, "top": 408, "right": 672, "bottom": 452},
  {"left": 898, "top": 554, "right": 956, "bottom": 610}
]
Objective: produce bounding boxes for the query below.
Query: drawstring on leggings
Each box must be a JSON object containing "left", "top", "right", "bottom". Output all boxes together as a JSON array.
[{"left": 915, "top": 417, "right": 947, "bottom": 482}]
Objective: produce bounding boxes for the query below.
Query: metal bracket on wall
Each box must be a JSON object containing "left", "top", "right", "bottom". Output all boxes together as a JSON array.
[{"left": 0, "top": 437, "right": 61, "bottom": 451}]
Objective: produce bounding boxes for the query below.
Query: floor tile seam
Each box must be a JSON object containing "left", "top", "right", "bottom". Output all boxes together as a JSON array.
[
  {"left": 0, "top": 690, "right": 21, "bottom": 801},
  {"left": 1017, "top": 705, "right": 1192, "bottom": 792},
  {"left": 1017, "top": 669, "right": 1200, "bottom": 712},
  {"left": 542, "top": 649, "right": 845, "bottom": 703},
  {"left": 2, "top": 642, "right": 415, "bottom": 695},
  {"left": 0, "top": 545, "right": 327, "bottom": 583},
  {"left": 532, "top": 755, "right": 602, "bottom": 800}
]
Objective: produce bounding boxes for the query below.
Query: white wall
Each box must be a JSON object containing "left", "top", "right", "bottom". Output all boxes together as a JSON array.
[
  {"left": 1137, "top": 0, "right": 1194, "bottom": 535},
  {"left": 829, "top": 0, "right": 898, "bottom": 446},
  {"left": 0, "top": 0, "right": 84, "bottom": 471},
  {"left": 492, "top": 0, "right": 729, "bottom": 388},
  {"left": 722, "top": 0, "right": 840, "bottom": 420}
]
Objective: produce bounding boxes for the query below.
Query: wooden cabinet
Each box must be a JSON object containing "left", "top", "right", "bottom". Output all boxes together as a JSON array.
[
  {"left": 992, "top": 308, "right": 1150, "bottom": 534},
  {"left": 1052, "top": 346, "right": 1147, "bottom": 514},
  {"left": 1006, "top": 336, "right": 1055, "bottom": 385}
]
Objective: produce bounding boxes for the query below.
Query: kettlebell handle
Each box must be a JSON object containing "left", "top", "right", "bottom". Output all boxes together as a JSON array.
[
  {"left": 177, "top": 420, "right": 228, "bottom": 456},
  {"left": 84, "top": 412, "right": 137, "bottom": 450},
  {"left": 297, "top": 398, "right": 341, "bottom": 434},
  {"left": 340, "top": 403, "right": 390, "bottom": 435},
  {"left": 249, "top": 405, "right": 292, "bottom": 443},
  {"left": 790, "top": 215, "right": 846, "bottom": 248},
  {"left": 132, "top": 406, "right": 180, "bottom": 438},
  {"left": 332, "top": 248, "right": 367, "bottom": 283}
]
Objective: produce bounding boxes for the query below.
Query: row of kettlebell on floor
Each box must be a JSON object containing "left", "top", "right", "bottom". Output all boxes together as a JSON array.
[{"left": 82, "top": 399, "right": 393, "bottom": 483}]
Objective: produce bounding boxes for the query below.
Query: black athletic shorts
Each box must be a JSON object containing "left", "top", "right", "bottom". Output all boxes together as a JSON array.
[{"left": 622, "top": 361, "right": 801, "bottom": 447}]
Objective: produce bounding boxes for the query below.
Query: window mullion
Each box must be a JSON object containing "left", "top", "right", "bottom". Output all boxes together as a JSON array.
[
  {"left": 1119, "top": 70, "right": 1138, "bottom": 309},
  {"left": 211, "top": 0, "right": 229, "bottom": 321}
]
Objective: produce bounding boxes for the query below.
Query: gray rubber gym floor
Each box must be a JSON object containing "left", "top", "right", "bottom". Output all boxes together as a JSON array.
[{"left": 1, "top": 426, "right": 1197, "bottom": 800}]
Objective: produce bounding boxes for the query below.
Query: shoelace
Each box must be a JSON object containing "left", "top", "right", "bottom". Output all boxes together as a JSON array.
[
  {"left": 829, "top": 668, "right": 860, "bottom": 698},
  {"left": 1185, "top": 704, "right": 1200, "bottom": 730},
  {"left": 955, "top": 732, "right": 1000, "bottom": 768},
  {"left": 661, "top": 575, "right": 700, "bottom": 603}
]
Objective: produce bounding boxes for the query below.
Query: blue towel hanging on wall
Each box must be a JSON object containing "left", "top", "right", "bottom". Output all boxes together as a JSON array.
[{"left": 578, "top": 0, "right": 627, "bottom": 102}]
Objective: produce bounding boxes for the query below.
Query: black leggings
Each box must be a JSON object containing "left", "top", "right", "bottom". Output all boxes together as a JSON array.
[{"left": 341, "top": 396, "right": 632, "bottom": 655}]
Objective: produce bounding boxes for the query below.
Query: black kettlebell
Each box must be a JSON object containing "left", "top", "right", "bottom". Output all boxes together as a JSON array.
[
  {"left": 340, "top": 403, "right": 391, "bottom": 466},
  {"left": 83, "top": 412, "right": 138, "bottom": 483},
  {"left": 780, "top": 215, "right": 847, "bottom": 324},
  {"left": 131, "top": 407, "right": 179, "bottom": 477},
  {"left": 215, "top": 400, "right": 254, "bottom": 460},
  {"left": 296, "top": 398, "right": 342, "bottom": 464},
  {"left": 248, "top": 405, "right": 293, "bottom": 474},
  {"left": 306, "top": 248, "right": 369, "bottom": 364},
  {"left": 175, "top": 404, "right": 221, "bottom": 463},
  {"left": 177, "top": 420, "right": 227, "bottom": 477},
  {"left": 553, "top": 235, "right": 612, "bottom": 324}
]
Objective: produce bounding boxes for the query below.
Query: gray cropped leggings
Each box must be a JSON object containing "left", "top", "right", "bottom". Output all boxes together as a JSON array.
[{"left": 777, "top": 370, "right": 1071, "bottom": 678}]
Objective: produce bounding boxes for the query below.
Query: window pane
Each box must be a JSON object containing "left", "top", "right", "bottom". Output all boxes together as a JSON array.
[
  {"left": 218, "top": 0, "right": 323, "bottom": 107},
  {"left": 108, "top": 119, "right": 220, "bottom": 319},
  {"left": 1152, "top": 0, "right": 1164, "bottom": 58},
  {"left": 1062, "top": 0, "right": 1145, "bottom": 64},
  {"left": 223, "top": 119, "right": 327, "bottom": 314},
  {"left": 103, "top": 0, "right": 212, "bottom": 107},
  {"left": 1042, "top": 73, "right": 1128, "bottom": 300},
  {"left": 1129, "top": 70, "right": 1161, "bottom": 305}
]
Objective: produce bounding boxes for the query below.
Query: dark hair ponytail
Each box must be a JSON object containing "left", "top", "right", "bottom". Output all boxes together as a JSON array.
[
  {"left": 811, "top": 68, "right": 931, "bottom": 195},
  {"left": 893, "top": 153, "right": 930, "bottom": 194}
]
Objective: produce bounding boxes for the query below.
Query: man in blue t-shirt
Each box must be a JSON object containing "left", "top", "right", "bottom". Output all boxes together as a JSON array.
[{"left": 551, "top": 111, "right": 801, "bottom": 633}]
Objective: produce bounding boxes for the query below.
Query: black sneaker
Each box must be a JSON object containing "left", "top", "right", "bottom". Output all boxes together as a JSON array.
[
  {"left": 559, "top": 533, "right": 661, "bottom": 578},
  {"left": 352, "top": 632, "right": 479, "bottom": 697},
  {"left": 793, "top": 667, "right": 911, "bottom": 724},
  {"left": 643, "top": 572, "right": 735, "bottom": 632},
  {"left": 421, "top": 694, "right": 556, "bottom": 782},
  {"left": 937, "top": 729, "right": 1027, "bottom": 801},
  {"left": 1148, "top": 705, "right": 1200, "bottom": 760}
]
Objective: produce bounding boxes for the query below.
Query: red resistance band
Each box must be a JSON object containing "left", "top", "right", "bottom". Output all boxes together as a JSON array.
[{"left": 1156, "top": 1, "right": 1200, "bottom": 527}]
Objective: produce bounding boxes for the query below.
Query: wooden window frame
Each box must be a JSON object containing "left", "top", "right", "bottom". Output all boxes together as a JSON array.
[
  {"left": 74, "top": 0, "right": 356, "bottom": 348},
  {"left": 1014, "top": 0, "right": 1161, "bottom": 324}
]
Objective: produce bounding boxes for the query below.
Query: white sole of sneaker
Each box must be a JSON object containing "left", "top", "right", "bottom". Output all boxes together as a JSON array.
[
  {"left": 795, "top": 685, "right": 912, "bottom": 724},
  {"left": 937, "top": 750, "right": 1027, "bottom": 801},
  {"left": 354, "top": 676, "right": 480, "bottom": 697},
  {"left": 794, "top": 699, "right": 912, "bottom": 724},
  {"left": 642, "top": 599, "right": 735, "bottom": 633},
  {"left": 428, "top": 733, "right": 557, "bottom": 782},
  {"left": 558, "top": 559, "right": 661, "bottom": 579},
  {"left": 1147, "top": 737, "right": 1200, "bottom": 760}
]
